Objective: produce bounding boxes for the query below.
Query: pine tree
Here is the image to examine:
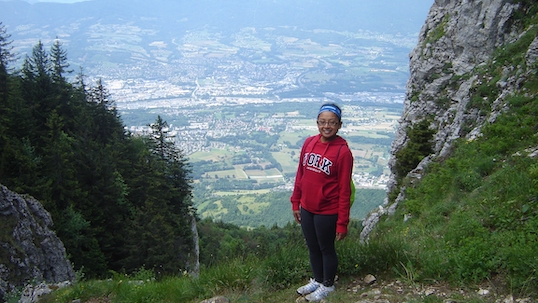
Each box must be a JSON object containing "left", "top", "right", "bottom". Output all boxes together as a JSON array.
[
  {"left": 0, "top": 28, "right": 37, "bottom": 192},
  {"left": 0, "top": 22, "right": 14, "bottom": 181},
  {"left": 119, "top": 116, "right": 195, "bottom": 275},
  {"left": 0, "top": 22, "right": 15, "bottom": 104},
  {"left": 21, "top": 40, "right": 51, "bottom": 84},
  {"left": 87, "top": 78, "right": 124, "bottom": 142},
  {"left": 149, "top": 115, "right": 194, "bottom": 217},
  {"left": 39, "top": 111, "right": 79, "bottom": 211},
  {"left": 65, "top": 78, "right": 133, "bottom": 275},
  {"left": 0, "top": 37, "right": 197, "bottom": 278},
  {"left": 150, "top": 115, "right": 171, "bottom": 159},
  {"left": 20, "top": 41, "right": 56, "bottom": 148},
  {"left": 50, "top": 38, "right": 71, "bottom": 84}
]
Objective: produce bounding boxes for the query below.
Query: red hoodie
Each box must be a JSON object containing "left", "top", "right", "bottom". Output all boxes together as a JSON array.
[{"left": 290, "top": 134, "right": 353, "bottom": 234}]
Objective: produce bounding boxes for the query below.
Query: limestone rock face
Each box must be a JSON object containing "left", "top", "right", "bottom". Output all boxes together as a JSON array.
[
  {"left": 395, "top": 0, "right": 520, "bottom": 180},
  {"left": 361, "top": 0, "right": 528, "bottom": 240},
  {"left": 0, "top": 185, "right": 75, "bottom": 301}
]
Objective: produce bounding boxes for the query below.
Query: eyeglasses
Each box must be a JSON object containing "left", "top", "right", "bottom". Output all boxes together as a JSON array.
[{"left": 316, "top": 120, "right": 339, "bottom": 127}]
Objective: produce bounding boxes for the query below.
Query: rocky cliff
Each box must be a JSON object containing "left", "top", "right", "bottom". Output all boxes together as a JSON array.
[
  {"left": 361, "top": 0, "right": 537, "bottom": 239},
  {"left": 0, "top": 185, "right": 75, "bottom": 301}
]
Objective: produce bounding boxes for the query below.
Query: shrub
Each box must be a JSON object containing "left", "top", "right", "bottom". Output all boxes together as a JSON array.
[{"left": 394, "top": 119, "right": 435, "bottom": 181}]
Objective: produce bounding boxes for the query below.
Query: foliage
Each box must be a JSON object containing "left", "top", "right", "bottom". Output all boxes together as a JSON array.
[
  {"left": 493, "top": 26, "right": 538, "bottom": 68},
  {"left": 383, "top": 2, "right": 538, "bottom": 296},
  {"left": 380, "top": 133, "right": 538, "bottom": 295},
  {"left": 379, "top": 73, "right": 538, "bottom": 296},
  {"left": 5, "top": 1, "right": 538, "bottom": 301},
  {"left": 39, "top": 222, "right": 385, "bottom": 303},
  {"left": 337, "top": 229, "right": 408, "bottom": 276},
  {"left": 424, "top": 14, "right": 449, "bottom": 45},
  {"left": 393, "top": 119, "right": 435, "bottom": 183},
  {"left": 260, "top": 244, "right": 310, "bottom": 289},
  {"left": 197, "top": 218, "right": 304, "bottom": 267},
  {"left": 468, "top": 77, "right": 499, "bottom": 114},
  {"left": 193, "top": 187, "right": 385, "bottom": 229},
  {"left": 0, "top": 36, "right": 194, "bottom": 278},
  {"left": 41, "top": 219, "right": 499, "bottom": 303}
]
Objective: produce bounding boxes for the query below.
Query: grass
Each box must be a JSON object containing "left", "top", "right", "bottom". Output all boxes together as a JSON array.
[
  {"left": 376, "top": 122, "right": 538, "bottom": 296},
  {"left": 35, "top": 234, "right": 524, "bottom": 303},
  {"left": 29, "top": 134, "right": 538, "bottom": 300},
  {"left": 12, "top": 4, "right": 538, "bottom": 303}
]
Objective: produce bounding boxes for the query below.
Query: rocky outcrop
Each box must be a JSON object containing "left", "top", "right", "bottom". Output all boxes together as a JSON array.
[
  {"left": 0, "top": 185, "right": 75, "bottom": 301},
  {"left": 361, "top": 0, "right": 529, "bottom": 240}
]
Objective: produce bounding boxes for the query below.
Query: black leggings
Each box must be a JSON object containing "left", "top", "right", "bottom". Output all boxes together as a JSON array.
[{"left": 300, "top": 208, "right": 338, "bottom": 287}]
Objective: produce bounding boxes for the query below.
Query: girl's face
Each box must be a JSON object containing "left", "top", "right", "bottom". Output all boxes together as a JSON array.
[{"left": 317, "top": 111, "right": 342, "bottom": 142}]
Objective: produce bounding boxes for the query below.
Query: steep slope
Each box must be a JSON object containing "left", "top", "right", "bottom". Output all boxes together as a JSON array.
[
  {"left": 358, "top": 0, "right": 538, "bottom": 296},
  {"left": 362, "top": 0, "right": 538, "bottom": 238}
]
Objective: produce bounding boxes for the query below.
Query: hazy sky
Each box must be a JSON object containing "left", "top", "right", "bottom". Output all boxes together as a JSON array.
[{"left": 24, "top": 0, "right": 87, "bottom": 3}]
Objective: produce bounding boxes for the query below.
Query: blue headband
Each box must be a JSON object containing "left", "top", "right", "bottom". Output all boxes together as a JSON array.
[{"left": 318, "top": 104, "right": 341, "bottom": 120}]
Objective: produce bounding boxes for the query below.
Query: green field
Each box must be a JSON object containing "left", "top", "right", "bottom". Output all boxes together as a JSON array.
[
  {"left": 121, "top": 100, "right": 401, "bottom": 227},
  {"left": 180, "top": 101, "right": 402, "bottom": 227}
]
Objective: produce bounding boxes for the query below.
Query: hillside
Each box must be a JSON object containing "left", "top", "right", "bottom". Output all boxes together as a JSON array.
[
  {"left": 3, "top": 0, "right": 538, "bottom": 302},
  {"left": 362, "top": 0, "right": 538, "bottom": 297}
]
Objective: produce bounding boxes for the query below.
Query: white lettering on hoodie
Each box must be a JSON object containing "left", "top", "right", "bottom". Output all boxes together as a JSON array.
[{"left": 303, "top": 152, "right": 333, "bottom": 175}]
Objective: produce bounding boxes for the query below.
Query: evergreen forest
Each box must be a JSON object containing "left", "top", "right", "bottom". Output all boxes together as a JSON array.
[{"left": 0, "top": 23, "right": 196, "bottom": 278}]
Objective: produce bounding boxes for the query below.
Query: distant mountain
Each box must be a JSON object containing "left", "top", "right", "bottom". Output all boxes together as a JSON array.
[
  {"left": 0, "top": 0, "right": 432, "bottom": 103},
  {"left": 1, "top": 0, "right": 431, "bottom": 34}
]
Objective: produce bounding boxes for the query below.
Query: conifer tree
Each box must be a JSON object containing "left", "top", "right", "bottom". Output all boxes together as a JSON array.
[
  {"left": 39, "top": 110, "right": 77, "bottom": 212},
  {"left": 22, "top": 40, "right": 51, "bottom": 84},
  {"left": 20, "top": 41, "right": 56, "bottom": 148},
  {"left": 67, "top": 78, "right": 133, "bottom": 275},
  {"left": 0, "top": 22, "right": 14, "bottom": 181},
  {"left": 0, "top": 37, "right": 197, "bottom": 278},
  {"left": 150, "top": 115, "right": 171, "bottom": 159},
  {"left": 0, "top": 37, "right": 40, "bottom": 193},
  {"left": 120, "top": 116, "right": 194, "bottom": 275},
  {"left": 50, "top": 38, "right": 71, "bottom": 84},
  {"left": 0, "top": 22, "right": 15, "bottom": 104},
  {"left": 150, "top": 115, "right": 193, "bottom": 217},
  {"left": 87, "top": 78, "right": 124, "bottom": 142}
]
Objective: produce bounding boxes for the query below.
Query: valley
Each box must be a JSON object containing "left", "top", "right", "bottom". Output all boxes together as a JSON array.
[
  {"left": 0, "top": 0, "right": 425, "bottom": 227},
  {"left": 121, "top": 97, "right": 402, "bottom": 228}
]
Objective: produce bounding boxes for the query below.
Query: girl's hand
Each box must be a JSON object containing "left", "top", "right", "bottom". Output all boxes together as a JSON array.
[
  {"left": 336, "top": 232, "right": 347, "bottom": 241},
  {"left": 293, "top": 210, "right": 301, "bottom": 224}
]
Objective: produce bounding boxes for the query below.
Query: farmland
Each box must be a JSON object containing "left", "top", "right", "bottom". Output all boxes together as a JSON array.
[{"left": 123, "top": 98, "right": 402, "bottom": 228}]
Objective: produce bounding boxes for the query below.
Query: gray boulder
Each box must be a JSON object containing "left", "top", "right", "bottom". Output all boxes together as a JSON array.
[{"left": 0, "top": 184, "right": 75, "bottom": 301}]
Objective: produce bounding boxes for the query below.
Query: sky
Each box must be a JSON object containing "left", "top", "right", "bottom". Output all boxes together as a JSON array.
[{"left": 24, "top": 0, "right": 87, "bottom": 2}]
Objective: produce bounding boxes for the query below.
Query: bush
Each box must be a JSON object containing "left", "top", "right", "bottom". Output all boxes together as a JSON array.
[{"left": 394, "top": 119, "right": 435, "bottom": 181}]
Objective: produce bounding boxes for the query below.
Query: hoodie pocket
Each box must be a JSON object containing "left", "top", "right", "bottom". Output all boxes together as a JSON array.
[{"left": 301, "top": 178, "right": 331, "bottom": 212}]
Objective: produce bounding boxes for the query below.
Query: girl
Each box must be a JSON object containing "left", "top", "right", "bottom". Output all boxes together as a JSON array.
[{"left": 290, "top": 103, "right": 353, "bottom": 301}]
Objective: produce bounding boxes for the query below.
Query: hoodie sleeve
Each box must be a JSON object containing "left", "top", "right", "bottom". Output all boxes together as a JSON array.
[
  {"left": 290, "top": 137, "right": 311, "bottom": 211},
  {"left": 336, "top": 144, "right": 353, "bottom": 234}
]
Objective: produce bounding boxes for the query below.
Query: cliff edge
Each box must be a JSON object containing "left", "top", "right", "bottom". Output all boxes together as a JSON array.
[{"left": 361, "top": 0, "right": 537, "bottom": 239}]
